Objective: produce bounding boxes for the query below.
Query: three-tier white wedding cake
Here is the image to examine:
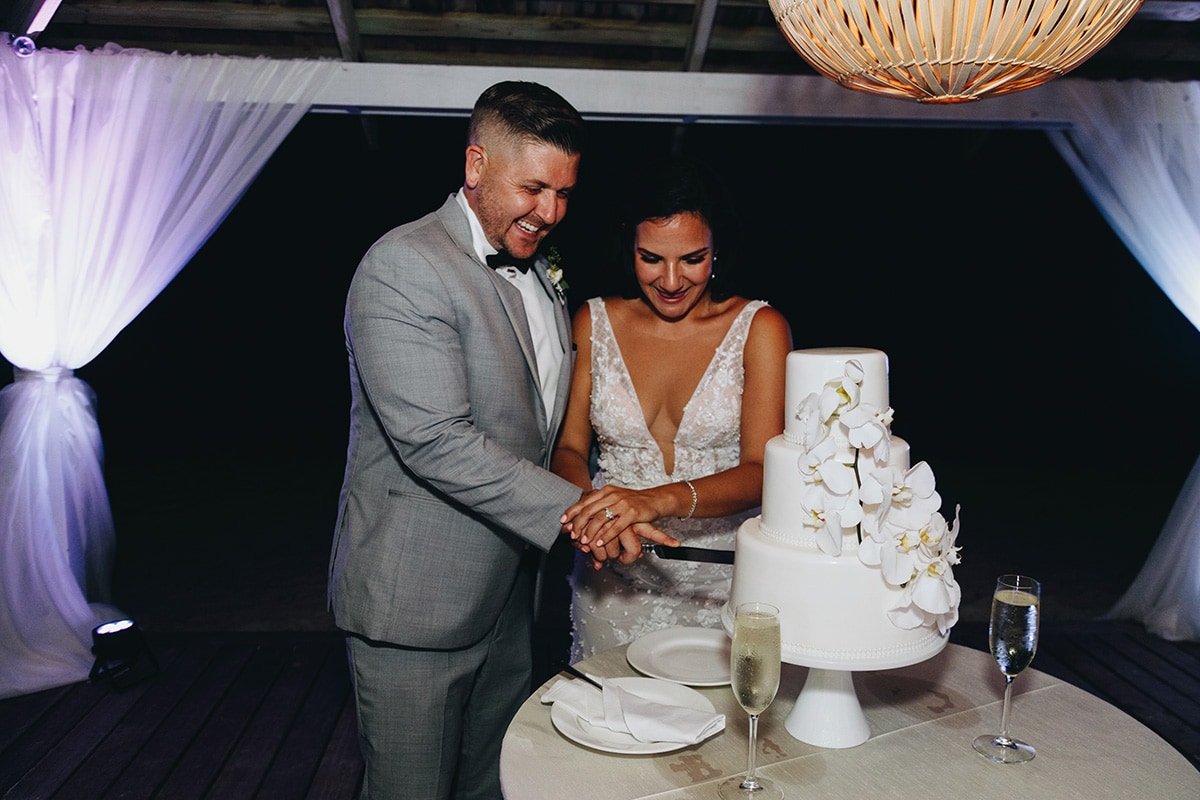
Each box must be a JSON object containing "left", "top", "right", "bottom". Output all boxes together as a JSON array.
[{"left": 724, "top": 347, "right": 961, "bottom": 671}]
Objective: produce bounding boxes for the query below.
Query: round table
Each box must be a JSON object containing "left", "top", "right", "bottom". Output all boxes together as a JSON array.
[{"left": 501, "top": 642, "right": 1200, "bottom": 799}]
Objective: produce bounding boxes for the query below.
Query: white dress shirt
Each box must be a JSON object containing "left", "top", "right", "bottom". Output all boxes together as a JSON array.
[{"left": 456, "top": 191, "right": 563, "bottom": 422}]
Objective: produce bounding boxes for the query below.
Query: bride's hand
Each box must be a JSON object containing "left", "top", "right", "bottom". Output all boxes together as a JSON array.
[
  {"left": 560, "top": 486, "right": 672, "bottom": 547},
  {"left": 585, "top": 522, "right": 680, "bottom": 568}
]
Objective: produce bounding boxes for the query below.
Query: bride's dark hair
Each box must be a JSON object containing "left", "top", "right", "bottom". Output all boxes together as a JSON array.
[{"left": 613, "top": 157, "right": 743, "bottom": 302}]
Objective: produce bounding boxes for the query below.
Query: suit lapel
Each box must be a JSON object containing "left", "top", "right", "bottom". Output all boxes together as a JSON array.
[
  {"left": 486, "top": 271, "right": 543, "bottom": 386},
  {"left": 532, "top": 260, "right": 573, "bottom": 434},
  {"left": 436, "top": 197, "right": 548, "bottom": 429},
  {"left": 531, "top": 257, "right": 569, "bottom": 348}
]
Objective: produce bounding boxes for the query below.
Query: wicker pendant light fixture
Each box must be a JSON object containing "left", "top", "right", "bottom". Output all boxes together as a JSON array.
[{"left": 769, "top": 0, "right": 1144, "bottom": 102}]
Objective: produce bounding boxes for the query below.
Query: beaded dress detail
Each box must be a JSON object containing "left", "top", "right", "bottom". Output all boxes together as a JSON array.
[{"left": 568, "top": 297, "right": 768, "bottom": 662}]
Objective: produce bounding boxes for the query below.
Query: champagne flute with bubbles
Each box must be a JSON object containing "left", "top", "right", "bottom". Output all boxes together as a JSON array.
[
  {"left": 973, "top": 574, "right": 1041, "bottom": 764},
  {"left": 720, "top": 602, "right": 783, "bottom": 800}
]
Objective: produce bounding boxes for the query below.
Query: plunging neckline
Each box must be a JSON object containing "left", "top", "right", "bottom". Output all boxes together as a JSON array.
[{"left": 599, "top": 299, "right": 753, "bottom": 478}]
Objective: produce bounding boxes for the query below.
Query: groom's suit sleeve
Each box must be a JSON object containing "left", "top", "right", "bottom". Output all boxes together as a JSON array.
[{"left": 345, "top": 210, "right": 581, "bottom": 553}]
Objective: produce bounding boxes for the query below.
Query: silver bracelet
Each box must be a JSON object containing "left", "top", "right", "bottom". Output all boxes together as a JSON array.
[{"left": 679, "top": 479, "right": 698, "bottom": 519}]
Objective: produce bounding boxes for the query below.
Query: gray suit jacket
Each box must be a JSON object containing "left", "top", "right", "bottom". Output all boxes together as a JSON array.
[{"left": 329, "top": 194, "right": 582, "bottom": 649}]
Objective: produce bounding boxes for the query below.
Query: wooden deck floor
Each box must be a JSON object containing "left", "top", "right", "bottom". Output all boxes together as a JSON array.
[
  {"left": 2, "top": 621, "right": 1197, "bottom": 799},
  {"left": 0, "top": 632, "right": 362, "bottom": 800}
]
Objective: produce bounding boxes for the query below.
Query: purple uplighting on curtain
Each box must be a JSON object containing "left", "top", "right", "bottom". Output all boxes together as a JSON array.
[{"left": 0, "top": 40, "right": 333, "bottom": 697}]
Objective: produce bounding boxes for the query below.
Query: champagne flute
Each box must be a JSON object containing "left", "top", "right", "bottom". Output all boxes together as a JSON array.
[
  {"left": 720, "top": 602, "right": 783, "bottom": 800},
  {"left": 973, "top": 574, "right": 1041, "bottom": 764}
]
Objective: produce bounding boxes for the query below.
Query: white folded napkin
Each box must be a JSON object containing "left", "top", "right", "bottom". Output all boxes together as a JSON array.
[{"left": 542, "top": 676, "right": 725, "bottom": 744}]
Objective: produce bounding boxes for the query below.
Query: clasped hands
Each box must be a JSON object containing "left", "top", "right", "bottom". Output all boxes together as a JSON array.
[{"left": 560, "top": 486, "right": 681, "bottom": 569}]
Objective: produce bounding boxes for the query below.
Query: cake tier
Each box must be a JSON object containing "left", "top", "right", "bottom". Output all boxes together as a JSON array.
[
  {"left": 724, "top": 517, "right": 948, "bottom": 671},
  {"left": 784, "top": 348, "right": 889, "bottom": 444},
  {"left": 760, "top": 433, "right": 910, "bottom": 540}
]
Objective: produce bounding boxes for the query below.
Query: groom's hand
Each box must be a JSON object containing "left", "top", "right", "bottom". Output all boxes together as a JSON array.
[{"left": 588, "top": 522, "right": 681, "bottom": 568}]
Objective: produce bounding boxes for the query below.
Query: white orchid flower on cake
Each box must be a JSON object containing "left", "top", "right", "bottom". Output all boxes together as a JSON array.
[
  {"left": 793, "top": 393, "right": 830, "bottom": 451},
  {"left": 798, "top": 485, "right": 861, "bottom": 556},
  {"left": 797, "top": 437, "right": 861, "bottom": 555},
  {"left": 796, "top": 369, "right": 894, "bottom": 557},
  {"left": 862, "top": 462, "right": 941, "bottom": 538},
  {"left": 886, "top": 507, "right": 963, "bottom": 634},
  {"left": 841, "top": 404, "right": 892, "bottom": 465},
  {"left": 859, "top": 463, "right": 943, "bottom": 586},
  {"left": 819, "top": 359, "right": 864, "bottom": 421},
  {"left": 793, "top": 358, "right": 962, "bottom": 632}
]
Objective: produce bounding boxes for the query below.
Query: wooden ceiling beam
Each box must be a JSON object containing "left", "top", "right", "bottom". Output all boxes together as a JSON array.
[
  {"left": 32, "top": 0, "right": 1200, "bottom": 80},
  {"left": 45, "top": 3, "right": 791, "bottom": 54},
  {"left": 683, "top": 0, "right": 721, "bottom": 70},
  {"left": 3, "top": 0, "right": 64, "bottom": 36},
  {"left": 325, "top": 0, "right": 363, "bottom": 62}
]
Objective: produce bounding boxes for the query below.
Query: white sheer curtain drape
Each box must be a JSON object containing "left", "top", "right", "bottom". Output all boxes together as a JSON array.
[
  {"left": 0, "top": 41, "right": 334, "bottom": 697},
  {"left": 1048, "top": 80, "right": 1200, "bottom": 642}
]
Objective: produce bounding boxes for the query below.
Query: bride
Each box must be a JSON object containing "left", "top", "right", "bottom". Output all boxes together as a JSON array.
[{"left": 552, "top": 157, "right": 792, "bottom": 661}]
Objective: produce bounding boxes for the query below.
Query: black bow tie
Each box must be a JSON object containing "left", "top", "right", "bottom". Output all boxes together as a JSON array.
[{"left": 486, "top": 251, "right": 535, "bottom": 274}]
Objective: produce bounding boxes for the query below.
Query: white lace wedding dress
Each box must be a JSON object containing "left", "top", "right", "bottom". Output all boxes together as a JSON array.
[{"left": 568, "top": 297, "right": 767, "bottom": 662}]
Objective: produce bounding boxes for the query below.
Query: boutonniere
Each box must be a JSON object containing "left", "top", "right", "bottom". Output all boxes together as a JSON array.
[{"left": 546, "top": 246, "right": 569, "bottom": 304}]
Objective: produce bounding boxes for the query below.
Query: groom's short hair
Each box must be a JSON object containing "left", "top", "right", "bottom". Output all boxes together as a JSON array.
[{"left": 468, "top": 81, "right": 586, "bottom": 157}]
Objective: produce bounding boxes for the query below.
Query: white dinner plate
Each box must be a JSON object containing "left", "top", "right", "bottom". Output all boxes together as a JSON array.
[
  {"left": 626, "top": 627, "right": 732, "bottom": 686},
  {"left": 549, "top": 676, "right": 716, "bottom": 755}
]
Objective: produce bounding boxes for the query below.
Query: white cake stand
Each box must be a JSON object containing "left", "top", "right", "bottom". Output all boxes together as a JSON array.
[
  {"left": 781, "top": 637, "right": 949, "bottom": 749},
  {"left": 721, "top": 604, "right": 948, "bottom": 750},
  {"left": 783, "top": 666, "right": 871, "bottom": 749}
]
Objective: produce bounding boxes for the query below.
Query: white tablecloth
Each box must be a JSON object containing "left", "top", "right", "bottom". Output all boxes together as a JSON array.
[{"left": 501, "top": 642, "right": 1200, "bottom": 799}]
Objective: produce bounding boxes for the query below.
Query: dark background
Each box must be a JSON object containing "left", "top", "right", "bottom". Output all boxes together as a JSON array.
[{"left": 5, "top": 112, "right": 1199, "bottom": 635}]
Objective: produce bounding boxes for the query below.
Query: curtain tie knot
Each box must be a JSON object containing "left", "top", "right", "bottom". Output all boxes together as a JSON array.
[{"left": 14, "top": 367, "right": 74, "bottom": 382}]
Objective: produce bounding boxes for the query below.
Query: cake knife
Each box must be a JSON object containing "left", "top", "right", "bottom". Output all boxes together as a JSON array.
[
  {"left": 642, "top": 543, "right": 735, "bottom": 564},
  {"left": 556, "top": 661, "right": 604, "bottom": 690}
]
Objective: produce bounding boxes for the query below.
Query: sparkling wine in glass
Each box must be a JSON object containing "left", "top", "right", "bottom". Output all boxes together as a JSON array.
[
  {"left": 973, "top": 574, "right": 1041, "bottom": 764},
  {"left": 720, "top": 602, "right": 783, "bottom": 800}
]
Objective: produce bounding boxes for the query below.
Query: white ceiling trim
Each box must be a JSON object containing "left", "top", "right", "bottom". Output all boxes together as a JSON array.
[{"left": 312, "top": 63, "right": 1082, "bottom": 128}]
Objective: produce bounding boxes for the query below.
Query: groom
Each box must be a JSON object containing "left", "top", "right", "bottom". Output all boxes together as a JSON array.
[{"left": 329, "top": 81, "right": 590, "bottom": 799}]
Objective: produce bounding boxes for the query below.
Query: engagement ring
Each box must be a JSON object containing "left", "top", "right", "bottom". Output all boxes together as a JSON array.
[{"left": 603, "top": 507, "right": 615, "bottom": 520}]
